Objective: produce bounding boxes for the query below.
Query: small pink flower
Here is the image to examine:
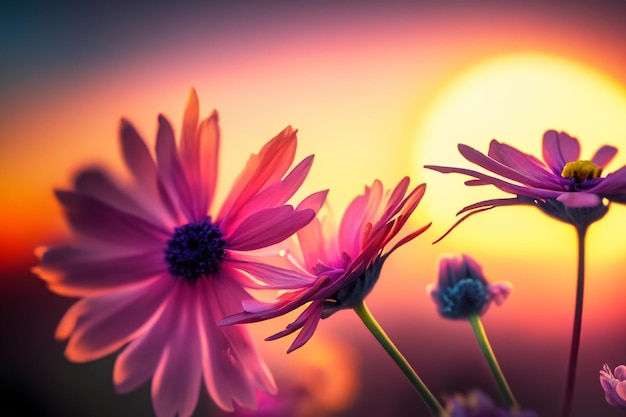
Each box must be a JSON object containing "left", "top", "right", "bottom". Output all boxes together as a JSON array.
[
  {"left": 600, "top": 363, "right": 626, "bottom": 408},
  {"left": 33, "top": 89, "right": 325, "bottom": 416},
  {"left": 222, "top": 178, "right": 430, "bottom": 352}
]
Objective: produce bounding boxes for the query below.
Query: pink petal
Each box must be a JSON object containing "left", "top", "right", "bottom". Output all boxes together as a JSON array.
[
  {"left": 54, "top": 190, "right": 170, "bottom": 248},
  {"left": 62, "top": 276, "right": 174, "bottom": 362},
  {"left": 39, "top": 247, "right": 166, "bottom": 296},
  {"left": 198, "top": 110, "right": 220, "bottom": 216},
  {"left": 591, "top": 145, "right": 618, "bottom": 169},
  {"left": 285, "top": 301, "right": 323, "bottom": 353},
  {"left": 556, "top": 192, "right": 601, "bottom": 208},
  {"left": 615, "top": 365, "right": 626, "bottom": 380},
  {"left": 155, "top": 115, "right": 195, "bottom": 222},
  {"left": 198, "top": 280, "right": 275, "bottom": 411},
  {"left": 488, "top": 282, "right": 512, "bottom": 305},
  {"left": 227, "top": 206, "right": 315, "bottom": 251},
  {"left": 460, "top": 142, "right": 561, "bottom": 189},
  {"left": 297, "top": 216, "right": 326, "bottom": 271},
  {"left": 542, "top": 130, "right": 581, "bottom": 174},
  {"left": 113, "top": 288, "right": 180, "bottom": 394},
  {"left": 120, "top": 119, "right": 179, "bottom": 222},
  {"left": 226, "top": 258, "right": 315, "bottom": 289},
  {"left": 487, "top": 140, "right": 561, "bottom": 186},
  {"left": 218, "top": 127, "right": 297, "bottom": 230},
  {"left": 151, "top": 284, "right": 202, "bottom": 417},
  {"left": 226, "top": 155, "right": 315, "bottom": 232}
]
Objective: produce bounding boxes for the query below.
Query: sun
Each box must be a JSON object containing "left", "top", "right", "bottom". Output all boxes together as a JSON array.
[{"left": 411, "top": 52, "right": 626, "bottom": 261}]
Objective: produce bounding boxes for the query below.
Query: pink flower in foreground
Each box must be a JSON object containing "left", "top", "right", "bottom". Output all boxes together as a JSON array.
[
  {"left": 425, "top": 130, "right": 626, "bottom": 236},
  {"left": 222, "top": 178, "right": 430, "bottom": 352},
  {"left": 600, "top": 363, "right": 626, "bottom": 408},
  {"left": 33, "top": 89, "right": 326, "bottom": 416}
]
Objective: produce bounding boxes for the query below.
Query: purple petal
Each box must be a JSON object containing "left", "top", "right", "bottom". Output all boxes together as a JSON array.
[
  {"left": 55, "top": 190, "right": 170, "bottom": 248},
  {"left": 113, "top": 289, "right": 179, "bottom": 394},
  {"left": 39, "top": 247, "right": 166, "bottom": 296},
  {"left": 198, "top": 280, "right": 274, "bottom": 411},
  {"left": 61, "top": 276, "right": 174, "bottom": 362},
  {"left": 151, "top": 285, "right": 202, "bottom": 417},
  {"left": 120, "top": 119, "right": 179, "bottom": 222},
  {"left": 460, "top": 142, "right": 560, "bottom": 188},
  {"left": 591, "top": 145, "right": 618, "bottom": 169},
  {"left": 226, "top": 258, "right": 315, "bottom": 289},
  {"left": 542, "top": 130, "right": 581, "bottom": 174},
  {"left": 227, "top": 206, "right": 315, "bottom": 251},
  {"left": 487, "top": 140, "right": 562, "bottom": 186},
  {"left": 155, "top": 115, "right": 195, "bottom": 222},
  {"left": 487, "top": 282, "right": 512, "bottom": 305},
  {"left": 588, "top": 165, "right": 626, "bottom": 194}
]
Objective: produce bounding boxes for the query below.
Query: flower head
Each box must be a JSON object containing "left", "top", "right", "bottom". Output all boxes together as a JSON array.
[
  {"left": 33, "top": 89, "right": 325, "bottom": 416},
  {"left": 221, "top": 178, "right": 430, "bottom": 352},
  {"left": 425, "top": 130, "right": 625, "bottom": 235},
  {"left": 600, "top": 363, "right": 626, "bottom": 408},
  {"left": 445, "top": 389, "right": 537, "bottom": 417},
  {"left": 429, "top": 254, "right": 511, "bottom": 319}
]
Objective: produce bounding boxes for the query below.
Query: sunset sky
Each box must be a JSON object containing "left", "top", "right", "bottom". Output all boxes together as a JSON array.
[{"left": 1, "top": 2, "right": 625, "bottom": 416}]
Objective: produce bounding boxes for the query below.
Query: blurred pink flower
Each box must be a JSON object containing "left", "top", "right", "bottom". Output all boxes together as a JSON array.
[
  {"left": 428, "top": 254, "right": 511, "bottom": 320},
  {"left": 425, "top": 130, "right": 625, "bottom": 236},
  {"left": 600, "top": 363, "right": 626, "bottom": 408},
  {"left": 222, "top": 178, "right": 430, "bottom": 352},
  {"left": 33, "top": 89, "right": 325, "bottom": 416},
  {"left": 445, "top": 389, "right": 537, "bottom": 417}
]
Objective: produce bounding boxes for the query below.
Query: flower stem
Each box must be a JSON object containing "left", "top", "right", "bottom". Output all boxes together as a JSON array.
[
  {"left": 560, "top": 226, "right": 587, "bottom": 417},
  {"left": 353, "top": 301, "right": 448, "bottom": 417},
  {"left": 468, "top": 314, "right": 519, "bottom": 411}
]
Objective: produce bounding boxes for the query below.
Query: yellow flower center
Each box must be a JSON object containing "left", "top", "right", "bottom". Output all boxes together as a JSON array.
[{"left": 560, "top": 160, "right": 602, "bottom": 181}]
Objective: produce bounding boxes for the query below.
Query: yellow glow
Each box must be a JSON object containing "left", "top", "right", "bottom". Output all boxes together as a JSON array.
[{"left": 412, "top": 52, "right": 626, "bottom": 261}]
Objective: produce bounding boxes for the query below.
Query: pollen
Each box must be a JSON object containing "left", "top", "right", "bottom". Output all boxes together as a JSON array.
[{"left": 560, "top": 160, "right": 602, "bottom": 182}]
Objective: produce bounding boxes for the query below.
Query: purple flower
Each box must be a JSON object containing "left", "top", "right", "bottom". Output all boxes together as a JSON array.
[
  {"left": 445, "top": 389, "right": 538, "bottom": 417},
  {"left": 425, "top": 130, "right": 626, "bottom": 235},
  {"left": 428, "top": 254, "right": 511, "bottom": 319},
  {"left": 33, "top": 89, "right": 326, "bottom": 415},
  {"left": 600, "top": 363, "right": 626, "bottom": 407},
  {"left": 221, "top": 178, "right": 430, "bottom": 352}
]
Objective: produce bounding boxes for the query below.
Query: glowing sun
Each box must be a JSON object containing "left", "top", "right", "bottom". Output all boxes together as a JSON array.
[{"left": 412, "top": 52, "right": 626, "bottom": 261}]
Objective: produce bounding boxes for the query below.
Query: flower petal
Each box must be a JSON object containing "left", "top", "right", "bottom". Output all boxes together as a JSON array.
[
  {"left": 227, "top": 206, "right": 315, "bottom": 251},
  {"left": 54, "top": 190, "right": 170, "bottom": 248},
  {"left": 487, "top": 140, "right": 561, "bottom": 186},
  {"left": 591, "top": 145, "right": 618, "bottom": 169},
  {"left": 542, "top": 130, "right": 581, "bottom": 174},
  {"left": 38, "top": 246, "right": 166, "bottom": 296},
  {"left": 113, "top": 288, "right": 179, "bottom": 394},
  {"left": 155, "top": 115, "right": 195, "bottom": 222},
  {"left": 62, "top": 276, "right": 174, "bottom": 362},
  {"left": 226, "top": 258, "right": 315, "bottom": 289},
  {"left": 556, "top": 192, "right": 601, "bottom": 208},
  {"left": 151, "top": 284, "right": 202, "bottom": 417}
]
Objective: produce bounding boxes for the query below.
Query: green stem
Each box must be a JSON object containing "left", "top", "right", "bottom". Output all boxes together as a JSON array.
[
  {"left": 353, "top": 301, "right": 448, "bottom": 417},
  {"left": 469, "top": 314, "right": 519, "bottom": 411},
  {"left": 560, "top": 226, "right": 587, "bottom": 417}
]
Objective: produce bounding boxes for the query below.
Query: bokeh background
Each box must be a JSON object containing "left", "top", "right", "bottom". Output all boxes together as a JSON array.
[{"left": 2, "top": 1, "right": 625, "bottom": 416}]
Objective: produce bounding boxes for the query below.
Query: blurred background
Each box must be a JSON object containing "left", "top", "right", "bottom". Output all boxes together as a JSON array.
[{"left": 2, "top": 1, "right": 625, "bottom": 416}]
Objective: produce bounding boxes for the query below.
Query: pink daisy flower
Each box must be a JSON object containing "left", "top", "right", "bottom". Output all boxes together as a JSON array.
[
  {"left": 33, "top": 89, "right": 326, "bottom": 416},
  {"left": 222, "top": 178, "right": 430, "bottom": 352},
  {"left": 600, "top": 363, "right": 626, "bottom": 408}
]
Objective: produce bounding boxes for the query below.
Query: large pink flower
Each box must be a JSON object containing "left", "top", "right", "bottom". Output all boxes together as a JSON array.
[
  {"left": 222, "top": 178, "right": 430, "bottom": 352},
  {"left": 33, "top": 89, "right": 326, "bottom": 416}
]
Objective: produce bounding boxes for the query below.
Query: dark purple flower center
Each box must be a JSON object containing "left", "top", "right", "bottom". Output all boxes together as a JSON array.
[
  {"left": 438, "top": 278, "right": 488, "bottom": 319},
  {"left": 164, "top": 219, "right": 226, "bottom": 282}
]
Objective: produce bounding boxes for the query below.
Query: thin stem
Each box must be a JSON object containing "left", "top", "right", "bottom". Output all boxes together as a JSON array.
[
  {"left": 353, "top": 301, "right": 448, "bottom": 417},
  {"left": 560, "top": 226, "right": 587, "bottom": 417},
  {"left": 468, "top": 314, "right": 519, "bottom": 411}
]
